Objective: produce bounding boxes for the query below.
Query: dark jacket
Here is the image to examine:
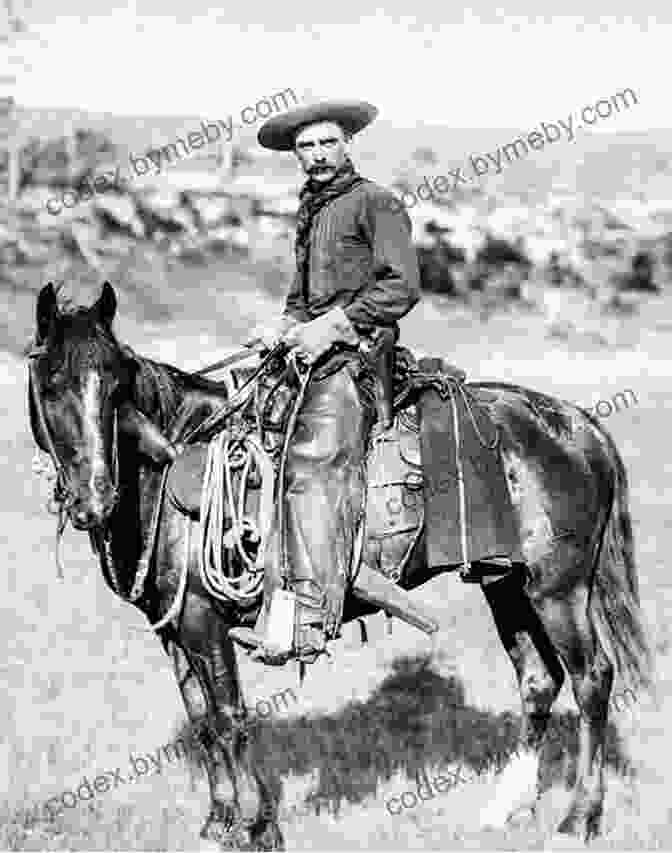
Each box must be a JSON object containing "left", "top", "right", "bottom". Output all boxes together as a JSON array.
[{"left": 283, "top": 180, "right": 420, "bottom": 333}]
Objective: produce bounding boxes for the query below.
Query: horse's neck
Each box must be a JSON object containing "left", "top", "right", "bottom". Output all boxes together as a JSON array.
[
  {"left": 129, "top": 357, "right": 182, "bottom": 433},
  {"left": 99, "top": 360, "right": 191, "bottom": 597},
  {"left": 89, "top": 355, "right": 214, "bottom": 601},
  {"left": 130, "top": 356, "right": 226, "bottom": 441}
]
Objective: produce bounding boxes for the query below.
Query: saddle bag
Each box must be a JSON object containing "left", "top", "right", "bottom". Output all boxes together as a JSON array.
[{"left": 362, "top": 408, "right": 425, "bottom": 581}]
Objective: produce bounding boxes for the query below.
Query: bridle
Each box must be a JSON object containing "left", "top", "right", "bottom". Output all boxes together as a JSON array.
[{"left": 27, "top": 344, "right": 120, "bottom": 576}]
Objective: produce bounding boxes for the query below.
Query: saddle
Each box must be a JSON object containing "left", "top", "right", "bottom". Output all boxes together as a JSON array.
[
  {"left": 160, "top": 340, "right": 522, "bottom": 588},
  {"left": 162, "top": 331, "right": 406, "bottom": 521}
]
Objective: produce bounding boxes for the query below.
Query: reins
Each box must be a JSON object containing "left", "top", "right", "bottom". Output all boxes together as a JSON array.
[
  {"left": 194, "top": 339, "right": 265, "bottom": 375},
  {"left": 180, "top": 342, "right": 289, "bottom": 445}
]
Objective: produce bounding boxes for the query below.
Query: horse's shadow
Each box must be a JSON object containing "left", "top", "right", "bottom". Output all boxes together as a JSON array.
[{"left": 182, "top": 655, "right": 631, "bottom": 818}]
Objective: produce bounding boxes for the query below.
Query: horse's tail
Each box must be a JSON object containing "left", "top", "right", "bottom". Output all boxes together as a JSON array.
[{"left": 590, "top": 436, "right": 653, "bottom": 694}]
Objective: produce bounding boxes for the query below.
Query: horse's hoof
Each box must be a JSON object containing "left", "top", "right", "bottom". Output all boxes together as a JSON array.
[
  {"left": 253, "top": 822, "right": 285, "bottom": 851},
  {"left": 198, "top": 839, "right": 225, "bottom": 852},
  {"left": 546, "top": 831, "right": 588, "bottom": 850},
  {"left": 556, "top": 810, "right": 602, "bottom": 844},
  {"left": 200, "top": 819, "right": 250, "bottom": 850},
  {"left": 556, "top": 805, "right": 603, "bottom": 843},
  {"left": 481, "top": 802, "right": 535, "bottom": 831},
  {"left": 480, "top": 749, "right": 538, "bottom": 830},
  {"left": 200, "top": 816, "right": 284, "bottom": 852}
]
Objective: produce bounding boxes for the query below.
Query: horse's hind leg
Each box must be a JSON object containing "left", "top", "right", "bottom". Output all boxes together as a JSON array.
[
  {"left": 479, "top": 568, "right": 565, "bottom": 829},
  {"left": 553, "top": 583, "right": 613, "bottom": 841}
]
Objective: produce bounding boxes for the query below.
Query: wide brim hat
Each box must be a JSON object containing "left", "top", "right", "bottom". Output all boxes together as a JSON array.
[{"left": 258, "top": 100, "right": 378, "bottom": 152}]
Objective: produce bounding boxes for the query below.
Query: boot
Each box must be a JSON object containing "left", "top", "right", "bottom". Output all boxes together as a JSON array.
[
  {"left": 253, "top": 578, "right": 337, "bottom": 666},
  {"left": 290, "top": 576, "right": 345, "bottom": 664},
  {"left": 229, "top": 588, "right": 296, "bottom": 665},
  {"left": 230, "top": 576, "right": 343, "bottom": 665}
]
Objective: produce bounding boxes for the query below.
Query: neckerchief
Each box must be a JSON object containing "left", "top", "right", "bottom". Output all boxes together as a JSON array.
[{"left": 295, "top": 159, "right": 366, "bottom": 304}]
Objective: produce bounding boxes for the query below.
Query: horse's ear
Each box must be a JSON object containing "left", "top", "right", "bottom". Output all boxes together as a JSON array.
[
  {"left": 94, "top": 281, "right": 117, "bottom": 327},
  {"left": 36, "top": 282, "right": 58, "bottom": 343}
]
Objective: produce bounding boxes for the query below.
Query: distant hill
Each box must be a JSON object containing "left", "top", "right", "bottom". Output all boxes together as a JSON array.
[{"left": 7, "top": 105, "right": 672, "bottom": 203}]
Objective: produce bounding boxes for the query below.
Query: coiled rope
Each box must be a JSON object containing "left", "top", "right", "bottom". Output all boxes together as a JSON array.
[{"left": 198, "top": 431, "right": 275, "bottom": 605}]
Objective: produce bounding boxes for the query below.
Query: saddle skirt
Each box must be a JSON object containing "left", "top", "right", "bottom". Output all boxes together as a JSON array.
[{"left": 414, "top": 360, "right": 524, "bottom": 568}]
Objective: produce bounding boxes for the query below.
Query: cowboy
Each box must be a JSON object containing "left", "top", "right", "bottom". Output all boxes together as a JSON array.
[{"left": 230, "top": 100, "right": 421, "bottom": 665}]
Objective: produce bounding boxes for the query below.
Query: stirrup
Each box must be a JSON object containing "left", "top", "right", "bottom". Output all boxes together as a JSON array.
[
  {"left": 293, "top": 624, "right": 328, "bottom": 665},
  {"left": 228, "top": 626, "right": 289, "bottom": 665},
  {"left": 230, "top": 627, "right": 327, "bottom": 666},
  {"left": 229, "top": 589, "right": 296, "bottom": 664},
  {"left": 228, "top": 629, "right": 294, "bottom": 666}
]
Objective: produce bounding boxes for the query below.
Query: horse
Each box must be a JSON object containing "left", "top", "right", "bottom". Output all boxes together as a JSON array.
[{"left": 27, "top": 281, "right": 651, "bottom": 849}]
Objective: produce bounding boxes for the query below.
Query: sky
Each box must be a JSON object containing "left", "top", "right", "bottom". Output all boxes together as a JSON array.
[{"left": 0, "top": 1, "right": 668, "bottom": 132}]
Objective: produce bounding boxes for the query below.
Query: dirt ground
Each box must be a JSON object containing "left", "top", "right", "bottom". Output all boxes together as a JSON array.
[{"left": 1, "top": 262, "right": 671, "bottom": 850}]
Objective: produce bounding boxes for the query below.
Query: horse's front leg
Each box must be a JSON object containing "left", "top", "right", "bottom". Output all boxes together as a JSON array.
[{"left": 172, "top": 596, "right": 283, "bottom": 851}]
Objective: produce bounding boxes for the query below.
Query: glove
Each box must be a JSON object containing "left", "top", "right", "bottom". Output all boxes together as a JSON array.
[
  {"left": 248, "top": 314, "right": 297, "bottom": 350},
  {"left": 281, "top": 307, "right": 359, "bottom": 364}
]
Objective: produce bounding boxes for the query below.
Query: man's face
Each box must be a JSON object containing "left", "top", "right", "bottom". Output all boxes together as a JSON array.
[{"left": 294, "top": 121, "right": 350, "bottom": 183}]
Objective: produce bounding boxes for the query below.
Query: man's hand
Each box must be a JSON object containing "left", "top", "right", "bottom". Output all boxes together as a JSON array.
[
  {"left": 323, "top": 574, "right": 346, "bottom": 638},
  {"left": 281, "top": 307, "right": 359, "bottom": 364},
  {"left": 248, "top": 314, "right": 297, "bottom": 350}
]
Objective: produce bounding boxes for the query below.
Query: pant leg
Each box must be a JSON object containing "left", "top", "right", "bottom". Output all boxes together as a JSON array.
[{"left": 283, "top": 366, "right": 367, "bottom": 637}]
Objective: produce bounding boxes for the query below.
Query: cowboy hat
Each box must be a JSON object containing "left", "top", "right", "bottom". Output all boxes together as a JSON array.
[{"left": 257, "top": 99, "right": 378, "bottom": 151}]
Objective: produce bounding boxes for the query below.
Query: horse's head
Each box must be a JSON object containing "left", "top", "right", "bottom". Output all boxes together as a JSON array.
[{"left": 29, "top": 281, "right": 135, "bottom": 530}]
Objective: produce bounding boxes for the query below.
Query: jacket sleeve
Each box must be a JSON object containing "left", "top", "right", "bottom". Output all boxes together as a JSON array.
[
  {"left": 283, "top": 269, "right": 309, "bottom": 322},
  {"left": 343, "top": 190, "right": 421, "bottom": 329}
]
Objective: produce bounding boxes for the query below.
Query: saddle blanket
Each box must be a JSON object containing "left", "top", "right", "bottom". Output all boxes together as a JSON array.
[{"left": 416, "top": 363, "right": 523, "bottom": 569}]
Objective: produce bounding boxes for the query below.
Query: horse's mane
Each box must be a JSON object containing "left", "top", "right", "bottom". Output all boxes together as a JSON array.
[
  {"left": 122, "top": 343, "right": 229, "bottom": 430},
  {"left": 123, "top": 347, "right": 184, "bottom": 430}
]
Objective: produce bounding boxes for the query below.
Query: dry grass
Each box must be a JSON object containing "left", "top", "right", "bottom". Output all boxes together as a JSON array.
[{"left": 1, "top": 253, "right": 671, "bottom": 849}]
